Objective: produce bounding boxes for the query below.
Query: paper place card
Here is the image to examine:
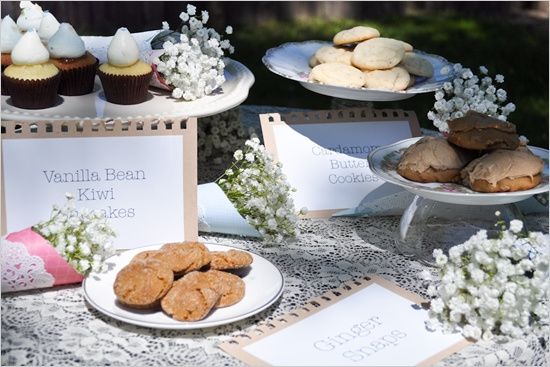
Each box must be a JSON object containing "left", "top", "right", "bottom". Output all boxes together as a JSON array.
[
  {"left": 260, "top": 109, "right": 421, "bottom": 217},
  {"left": 1, "top": 119, "right": 198, "bottom": 248},
  {"left": 221, "top": 276, "right": 469, "bottom": 366}
]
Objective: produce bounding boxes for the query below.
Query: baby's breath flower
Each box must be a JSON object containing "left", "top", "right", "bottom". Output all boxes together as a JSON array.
[
  {"left": 155, "top": 5, "right": 234, "bottom": 101},
  {"left": 423, "top": 215, "right": 549, "bottom": 341},
  {"left": 32, "top": 195, "right": 116, "bottom": 277},
  {"left": 428, "top": 64, "right": 515, "bottom": 132},
  {"left": 216, "top": 139, "right": 302, "bottom": 243}
]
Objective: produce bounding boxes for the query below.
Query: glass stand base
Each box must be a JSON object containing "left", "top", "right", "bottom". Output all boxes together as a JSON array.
[{"left": 395, "top": 195, "right": 526, "bottom": 265}]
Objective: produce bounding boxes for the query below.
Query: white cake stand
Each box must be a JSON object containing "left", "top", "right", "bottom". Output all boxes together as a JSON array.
[
  {"left": 368, "top": 137, "right": 550, "bottom": 263},
  {"left": 2, "top": 30, "right": 255, "bottom": 121}
]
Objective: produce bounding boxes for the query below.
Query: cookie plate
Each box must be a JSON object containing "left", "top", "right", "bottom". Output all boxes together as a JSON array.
[
  {"left": 83, "top": 243, "right": 284, "bottom": 329},
  {"left": 262, "top": 40, "right": 454, "bottom": 101},
  {"left": 367, "top": 137, "right": 549, "bottom": 205}
]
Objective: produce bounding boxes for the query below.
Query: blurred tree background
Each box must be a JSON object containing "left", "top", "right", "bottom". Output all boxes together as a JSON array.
[{"left": 2, "top": 1, "right": 548, "bottom": 146}]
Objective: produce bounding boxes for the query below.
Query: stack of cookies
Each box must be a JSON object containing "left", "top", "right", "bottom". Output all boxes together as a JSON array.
[
  {"left": 308, "top": 26, "right": 433, "bottom": 91},
  {"left": 397, "top": 111, "right": 544, "bottom": 193},
  {"left": 113, "top": 242, "right": 253, "bottom": 321}
]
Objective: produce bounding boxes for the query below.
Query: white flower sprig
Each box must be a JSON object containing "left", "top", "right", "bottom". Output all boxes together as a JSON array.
[
  {"left": 154, "top": 4, "right": 234, "bottom": 101},
  {"left": 217, "top": 138, "right": 307, "bottom": 243},
  {"left": 428, "top": 64, "right": 516, "bottom": 133},
  {"left": 423, "top": 213, "right": 549, "bottom": 341},
  {"left": 33, "top": 193, "right": 116, "bottom": 276},
  {"left": 198, "top": 108, "right": 256, "bottom": 163}
]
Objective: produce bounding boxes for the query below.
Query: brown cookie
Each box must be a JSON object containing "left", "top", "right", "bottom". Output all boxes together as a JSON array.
[
  {"left": 209, "top": 249, "right": 253, "bottom": 270},
  {"left": 461, "top": 149, "right": 544, "bottom": 192},
  {"left": 184, "top": 270, "right": 245, "bottom": 308},
  {"left": 160, "top": 279, "right": 220, "bottom": 321},
  {"left": 447, "top": 111, "right": 520, "bottom": 150},
  {"left": 160, "top": 242, "right": 212, "bottom": 275},
  {"left": 113, "top": 260, "right": 173, "bottom": 309},
  {"left": 397, "top": 136, "right": 475, "bottom": 183}
]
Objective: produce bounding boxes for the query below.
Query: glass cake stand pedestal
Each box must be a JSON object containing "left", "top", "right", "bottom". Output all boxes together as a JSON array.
[
  {"left": 395, "top": 195, "right": 527, "bottom": 264},
  {"left": 367, "top": 138, "right": 549, "bottom": 265}
]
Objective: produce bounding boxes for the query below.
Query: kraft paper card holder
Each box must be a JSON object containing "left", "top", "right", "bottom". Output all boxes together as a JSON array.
[
  {"left": 1, "top": 117, "right": 198, "bottom": 247},
  {"left": 220, "top": 275, "right": 470, "bottom": 367},
  {"left": 260, "top": 108, "right": 421, "bottom": 218}
]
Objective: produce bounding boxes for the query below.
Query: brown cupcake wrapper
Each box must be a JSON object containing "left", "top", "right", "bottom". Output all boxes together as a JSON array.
[
  {"left": 98, "top": 69, "right": 153, "bottom": 105},
  {"left": 58, "top": 58, "right": 99, "bottom": 96},
  {"left": 4, "top": 73, "right": 61, "bottom": 109},
  {"left": 1, "top": 73, "right": 9, "bottom": 95}
]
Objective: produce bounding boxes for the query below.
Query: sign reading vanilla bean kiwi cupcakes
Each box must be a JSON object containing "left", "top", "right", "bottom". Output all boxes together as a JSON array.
[
  {"left": 1, "top": 118, "right": 198, "bottom": 249},
  {"left": 114, "top": 242, "right": 254, "bottom": 322},
  {"left": 397, "top": 111, "right": 544, "bottom": 192},
  {"left": 308, "top": 26, "right": 433, "bottom": 91}
]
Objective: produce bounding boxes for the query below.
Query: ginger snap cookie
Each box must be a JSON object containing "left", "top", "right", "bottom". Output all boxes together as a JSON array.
[
  {"left": 209, "top": 249, "right": 253, "bottom": 270},
  {"left": 113, "top": 260, "right": 173, "bottom": 309},
  {"left": 399, "top": 52, "right": 433, "bottom": 78},
  {"left": 351, "top": 37, "right": 405, "bottom": 70},
  {"left": 333, "top": 26, "right": 380, "bottom": 45},
  {"left": 363, "top": 67, "right": 411, "bottom": 91},
  {"left": 461, "top": 149, "right": 543, "bottom": 193},
  {"left": 161, "top": 278, "right": 220, "bottom": 321},
  {"left": 184, "top": 270, "right": 246, "bottom": 308},
  {"left": 314, "top": 45, "right": 353, "bottom": 65},
  {"left": 160, "top": 242, "right": 212, "bottom": 275},
  {"left": 309, "top": 62, "right": 365, "bottom": 88}
]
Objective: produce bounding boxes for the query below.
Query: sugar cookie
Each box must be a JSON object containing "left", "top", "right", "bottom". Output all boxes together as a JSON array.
[
  {"left": 309, "top": 62, "right": 365, "bottom": 88},
  {"left": 333, "top": 26, "right": 380, "bottom": 45},
  {"left": 352, "top": 38, "right": 405, "bottom": 70},
  {"left": 363, "top": 67, "right": 410, "bottom": 91},
  {"left": 314, "top": 45, "right": 353, "bottom": 65},
  {"left": 400, "top": 52, "right": 433, "bottom": 78}
]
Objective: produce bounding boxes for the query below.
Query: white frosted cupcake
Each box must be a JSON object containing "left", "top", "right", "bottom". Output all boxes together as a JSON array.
[
  {"left": 97, "top": 28, "right": 152, "bottom": 104},
  {"left": 1, "top": 15, "right": 23, "bottom": 95},
  {"left": 37, "top": 11, "right": 60, "bottom": 44},
  {"left": 3, "top": 30, "right": 60, "bottom": 109},
  {"left": 48, "top": 23, "right": 98, "bottom": 96},
  {"left": 16, "top": 1, "right": 44, "bottom": 31}
]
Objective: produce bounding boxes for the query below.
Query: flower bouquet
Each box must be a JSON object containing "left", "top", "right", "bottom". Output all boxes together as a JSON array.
[
  {"left": 198, "top": 138, "right": 306, "bottom": 243},
  {"left": 422, "top": 214, "right": 549, "bottom": 341},
  {"left": 1, "top": 194, "right": 116, "bottom": 293}
]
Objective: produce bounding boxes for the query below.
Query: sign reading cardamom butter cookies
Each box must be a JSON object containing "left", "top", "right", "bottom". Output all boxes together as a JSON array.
[
  {"left": 260, "top": 108, "right": 421, "bottom": 217},
  {"left": 1, "top": 118, "right": 198, "bottom": 248}
]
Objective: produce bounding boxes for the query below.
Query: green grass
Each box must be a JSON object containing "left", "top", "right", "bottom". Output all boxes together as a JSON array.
[{"left": 233, "top": 15, "right": 549, "bottom": 147}]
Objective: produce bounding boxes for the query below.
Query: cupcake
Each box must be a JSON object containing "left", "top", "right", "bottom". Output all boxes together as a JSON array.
[
  {"left": 16, "top": 1, "right": 44, "bottom": 31},
  {"left": 98, "top": 28, "right": 152, "bottom": 104},
  {"left": 3, "top": 30, "right": 60, "bottom": 109},
  {"left": 1, "top": 15, "right": 23, "bottom": 95},
  {"left": 48, "top": 23, "right": 98, "bottom": 96},
  {"left": 37, "top": 11, "right": 60, "bottom": 44}
]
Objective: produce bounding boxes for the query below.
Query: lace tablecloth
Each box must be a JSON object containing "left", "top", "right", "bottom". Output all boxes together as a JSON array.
[{"left": 2, "top": 214, "right": 548, "bottom": 366}]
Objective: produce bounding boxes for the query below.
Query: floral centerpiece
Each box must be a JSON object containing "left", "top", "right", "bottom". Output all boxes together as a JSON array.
[
  {"left": 427, "top": 64, "right": 516, "bottom": 133},
  {"left": 198, "top": 138, "right": 306, "bottom": 243},
  {"left": 150, "top": 4, "right": 234, "bottom": 100},
  {"left": 422, "top": 214, "right": 549, "bottom": 341},
  {"left": 1, "top": 194, "right": 116, "bottom": 292}
]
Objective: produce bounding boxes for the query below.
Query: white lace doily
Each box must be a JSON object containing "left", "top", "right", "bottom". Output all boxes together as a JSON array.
[
  {"left": 2, "top": 215, "right": 548, "bottom": 366},
  {"left": 1, "top": 237, "right": 55, "bottom": 293}
]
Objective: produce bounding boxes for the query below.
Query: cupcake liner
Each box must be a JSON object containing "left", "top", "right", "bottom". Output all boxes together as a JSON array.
[
  {"left": 4, "top": 73, "right": 61, "bottom": 109},
  {"left": 57, "top": 58, "right": 99, "bottom": 96},
  {"left": 1, "top": 73, "right": 9, "bottom": 95},
  {"left": 98, "top": 69, "right": 153, "bottom": 105}
]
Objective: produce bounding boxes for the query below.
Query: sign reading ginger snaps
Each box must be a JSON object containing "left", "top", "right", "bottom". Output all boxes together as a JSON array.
[
  {"left": 260, "top": 109, "right": 421, "bottom": 217},
  {"left": 1, "top": 118, "right": 198, "bottom": 248},
  {"left": 221, "top": 276, "right": 469, "bottom": 366}
]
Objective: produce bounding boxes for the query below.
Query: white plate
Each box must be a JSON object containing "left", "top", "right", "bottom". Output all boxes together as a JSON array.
[
  {"left": 368, "top": 137, "right": 549, "bottom": 205},
  {"left": 1, "top": 59, "right": 254, "bottom": 121},
  {"left": 262, "top": 40, "right": 455, "bottom": 101},
  {"left": 83, "top": 243, "right": 284, "bottom": 329}
]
